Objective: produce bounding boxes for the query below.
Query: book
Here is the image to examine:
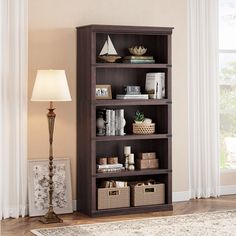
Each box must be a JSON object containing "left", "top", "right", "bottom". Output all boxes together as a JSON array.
[
  {"left": 145, "top": 73, "right": 165, "bottom": 99},
  {"left": 124, "top": 56, "right": 154, "bottom": 60},
  {"left": 105, "top": 109, "right": 111, "bottom": 135},
  {"left": 123, "top": 59, "right": 155, "bottom": 64},
  {"left": 110, "top": 110, "right": 115, "bottom": 136},
  {"left": 97, "top": 163, "right": 123, "bottom": 169},
  {"left": 116, "top": 94, "right": 149, "bottom": 100},
  {"left": 97, "top": 167, "right": 125, "bottom": 173}
]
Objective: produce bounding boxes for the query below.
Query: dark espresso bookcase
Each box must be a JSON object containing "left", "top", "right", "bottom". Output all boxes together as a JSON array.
[{"left": 76, "top": 25, "right": 173, "bottom": 217}]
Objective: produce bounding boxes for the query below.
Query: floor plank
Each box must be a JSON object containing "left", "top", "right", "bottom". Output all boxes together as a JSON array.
[{"left": 1, "top": 195, "right": 236, "bottom": 236}]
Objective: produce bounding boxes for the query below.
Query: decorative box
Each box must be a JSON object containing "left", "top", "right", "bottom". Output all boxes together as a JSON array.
[
  {"left": 136, "top": 159, "right": 159, "bottom": 170},
  {"left": 97, "top": 157, "right": 107, "bottom": 165},
  {"left": 130, "top": 183, "right": 165, "bottom": 206},
  {"left": 124, "top": 86, "right": 141, "bottom": 95},
  {"left": 107, "top": 157, "right": 118, "bottom": 164},
  {"left": 138, "top": 152, "right": 156, "bottom": 160},
  {"left": 97, "top": 187, "right": 130, "bottom": 210}
]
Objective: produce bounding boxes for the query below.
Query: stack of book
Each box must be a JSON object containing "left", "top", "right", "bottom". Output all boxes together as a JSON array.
[
  {"left": 123, "top": 56, "right": 155, "bottom": 64},
  {"left": 116, "top": 94, "right": 149, "bottom": 99},
  {"left": 97, "top": 163, "right": 125, "bottom": 173}
]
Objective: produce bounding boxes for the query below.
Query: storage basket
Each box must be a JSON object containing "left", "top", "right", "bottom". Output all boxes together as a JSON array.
[
  {"left": 97, "top": 187, "right": 130, "bottom": 210},
  {"left": 130, "top": 183, "right": 165, "bottom": 206},
  {"left": 133, "top": 123, "right": 155, "bottom": 135}
]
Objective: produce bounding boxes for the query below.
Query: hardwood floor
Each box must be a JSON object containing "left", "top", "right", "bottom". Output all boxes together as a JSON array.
[{"left": 1, "top": 195, "right": 236, "bottom": 236}]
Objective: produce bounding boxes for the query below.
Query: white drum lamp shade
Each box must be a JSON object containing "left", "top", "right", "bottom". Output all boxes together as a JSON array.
[{"left": 31, "top": 70, "right": 71, "bottom": 101}]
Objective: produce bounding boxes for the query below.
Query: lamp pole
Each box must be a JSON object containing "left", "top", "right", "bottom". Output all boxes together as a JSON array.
[{"left": 40, "top": 102, "right": 63, "bottom": 224}]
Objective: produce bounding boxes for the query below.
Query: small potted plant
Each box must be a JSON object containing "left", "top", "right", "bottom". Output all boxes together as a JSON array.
[
  {"left": 134, "top": 110, "right": 145, "bottom": 124},
  {"left": 133, "top": 110, "right": 155, "bottom": 135}
]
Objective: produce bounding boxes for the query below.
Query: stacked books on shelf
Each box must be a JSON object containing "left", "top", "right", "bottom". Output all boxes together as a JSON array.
[
  {"left": 116, "top": 94, "right": 149, "bottom": 99},
  {"left": 96, "top": 109, "right": 126, "bottom": 136},
  {"left": 97, "top": 163, "right": 125, "bottom": 173},
  {"left": 123, "top": 56, "right": 155, "bottom": 64}
]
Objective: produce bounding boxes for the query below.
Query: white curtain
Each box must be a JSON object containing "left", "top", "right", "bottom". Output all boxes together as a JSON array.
[
  {"left": 188, "top": 0, "right": 220, "bottom": 198},
  {"left": 0, "top": 0, "right": 28, "bottom": 218}
]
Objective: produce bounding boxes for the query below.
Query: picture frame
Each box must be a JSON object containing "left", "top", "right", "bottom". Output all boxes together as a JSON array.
[
  {"left": 96, "top": 84, "right": 112, "bottom": 99},
  {"left": 28, "top": 158, "right": 73, "bottom": 216}
]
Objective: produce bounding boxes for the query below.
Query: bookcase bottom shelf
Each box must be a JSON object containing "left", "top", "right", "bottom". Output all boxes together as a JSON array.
[{"left": 89, "top": 204, "right": 173, "bottom": 217}]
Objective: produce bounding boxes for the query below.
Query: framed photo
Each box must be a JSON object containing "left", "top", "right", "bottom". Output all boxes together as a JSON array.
[
  {"left": 28, "top": 158, "right": 73, "bottom": 216},
  {"left": 96, "top": 84, "right": 112, "bottom": 99}
]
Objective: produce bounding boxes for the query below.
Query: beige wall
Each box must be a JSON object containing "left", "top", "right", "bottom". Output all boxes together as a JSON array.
[
  {"left": 28, "top": 0, "right": 188, "bottom": 200},
  {"left": 29, "top": 0, "right": 236, "bottom": 201}
]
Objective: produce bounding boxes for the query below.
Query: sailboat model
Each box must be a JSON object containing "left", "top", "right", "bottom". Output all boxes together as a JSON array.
[{"left": 99, "top": 35, "right": 121, "bottom": 63}]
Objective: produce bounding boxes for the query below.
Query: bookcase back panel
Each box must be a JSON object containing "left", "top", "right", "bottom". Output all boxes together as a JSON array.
[{"left": 96, "top": 33, "right": 168, "bottom": 63}]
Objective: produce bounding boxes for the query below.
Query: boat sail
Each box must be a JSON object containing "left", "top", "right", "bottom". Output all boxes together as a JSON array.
[
  {"left": 99, "top": 35, "right": 121, "bottom": 62},
  {"left": 100, "top": 36, "right": 118, "bottom": 55}
]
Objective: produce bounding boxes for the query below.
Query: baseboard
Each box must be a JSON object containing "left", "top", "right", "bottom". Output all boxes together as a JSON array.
[
  {"left": 173, "top": 191, "right": 190, "bottom": 202},
  {"left": 73, "top": 200, "right": 77, "bottom": 211},
  {"left": 220, "top": 185, "right": 236, "bottom": 195}
]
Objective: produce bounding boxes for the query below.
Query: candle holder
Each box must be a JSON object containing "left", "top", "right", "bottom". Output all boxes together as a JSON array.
[
  {"left": 124, "top": 146, "right": 131, "bottom": 170},
  {"left": 128, "top": 153, "right": 135, "bottom": 171}
]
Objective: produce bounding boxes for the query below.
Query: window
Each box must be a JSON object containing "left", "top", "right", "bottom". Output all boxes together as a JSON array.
[{"left": 219, "top": 0, "right": 236, "bottom": 169}]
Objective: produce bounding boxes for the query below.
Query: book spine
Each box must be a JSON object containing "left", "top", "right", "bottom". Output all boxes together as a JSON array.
[
  {"left": 115, "top": 110, "right": 119, "bottom": 135},
  {"left": 105, "top": 109, "right": 111, "bottom": 135},
  {"left": 97, "top": 163, "right": 123, "bottom": 169},
  {"left": 124, "top": 56, "right": 154, "bottom": 60},
  {"left": 156, "top": 73, "right": 165, "bottom": 99},
  {"left": 97, "top": 167, "right": 125, "bottom": 173},
  {"left": 123, "top": 59, "right": 155, "bottom": 64},
  {"left": 110, "top": 110, "right": 115, "bottom": 136}
]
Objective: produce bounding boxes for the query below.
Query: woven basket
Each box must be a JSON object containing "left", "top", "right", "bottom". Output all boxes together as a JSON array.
[{"left": 133, "top": 123, "right": 155, "bottom": 135}]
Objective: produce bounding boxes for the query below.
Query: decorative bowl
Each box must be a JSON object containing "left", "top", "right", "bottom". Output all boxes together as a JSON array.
[{"left": 128, "top": 46, "right": 147, "bottom": 56}]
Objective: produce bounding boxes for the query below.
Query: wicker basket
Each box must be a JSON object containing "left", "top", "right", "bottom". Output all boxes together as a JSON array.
[
  {"left": 130, "top": 183, "right": 165, "bottom": 206},
  {"left": 97, "top": 187, "right": 130, "bottom": 210},
  {"left": 133, "top": 123, "right": 155, "bottom": 135}
]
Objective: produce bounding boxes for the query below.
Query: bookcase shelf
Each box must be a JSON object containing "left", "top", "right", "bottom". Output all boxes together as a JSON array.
[
  {"left": 94, "top": 63, "right": 171, "bottom": 69},
  {"left": 94, "top": 134, "right": 171, "bottom": 142},
  {"left": 94, "top": 169, "right": 171, "bottom": 178},
  {"left": 91, "top": 204, "right": 173, "bottom": 217},
  {"left": 95, "top": 99, "right": 171, "bottom": 106},
  {"left": 77, "top": 24, "right": 173, "bottom": 217}
]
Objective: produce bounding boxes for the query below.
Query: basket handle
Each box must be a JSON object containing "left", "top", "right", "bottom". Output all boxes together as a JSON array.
[
  {"left": 108, "top": 190, "right": 120, "bottom": 196},
  {"left": 144, "top": 187, "right": 155, "bottom": 193}
]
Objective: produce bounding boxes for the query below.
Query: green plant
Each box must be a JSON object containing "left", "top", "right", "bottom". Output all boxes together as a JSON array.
[{"left": 134, "top": 110, "right": 145, "bottom": 122}]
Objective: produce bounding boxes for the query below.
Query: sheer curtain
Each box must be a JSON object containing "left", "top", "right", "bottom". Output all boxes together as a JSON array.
[
  {"left": 0, "top": 0, "right": 28, "bottom": 218},
  {"left": 188, "top": 0, "right": 220, "bottom": 198}
]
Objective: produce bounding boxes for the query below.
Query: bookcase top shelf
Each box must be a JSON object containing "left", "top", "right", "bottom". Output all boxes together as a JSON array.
[{"left": 76, "top": 24, "right": 174, "bottom": 34}]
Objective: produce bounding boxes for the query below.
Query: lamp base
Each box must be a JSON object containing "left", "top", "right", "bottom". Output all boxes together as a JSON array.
[{"left": 40, "top": 209, "right": 63, "bottom": 224}]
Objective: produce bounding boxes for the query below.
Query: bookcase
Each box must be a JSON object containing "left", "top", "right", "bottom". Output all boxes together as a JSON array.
[{"left": 76, "top": 25, "right": 173, "bottom": 216}]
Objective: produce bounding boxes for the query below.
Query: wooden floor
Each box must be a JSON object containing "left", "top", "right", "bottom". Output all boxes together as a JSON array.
[{"left": 1, "top": 195, "right": 236, "bottom": 236}]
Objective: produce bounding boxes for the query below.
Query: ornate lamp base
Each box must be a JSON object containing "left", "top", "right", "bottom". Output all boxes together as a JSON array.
[{"left": 40, "top": 208, "right": 63, "bottom": 224}]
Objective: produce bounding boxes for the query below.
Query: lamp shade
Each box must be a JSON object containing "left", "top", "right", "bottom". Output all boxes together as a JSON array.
[{"left": 31, "top": 70, "right": 72, "bottom": 101}]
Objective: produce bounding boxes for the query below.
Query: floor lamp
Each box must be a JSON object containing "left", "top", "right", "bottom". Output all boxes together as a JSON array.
[{"left": 31, "top": 70, "right": 71, "bottom": 224}]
